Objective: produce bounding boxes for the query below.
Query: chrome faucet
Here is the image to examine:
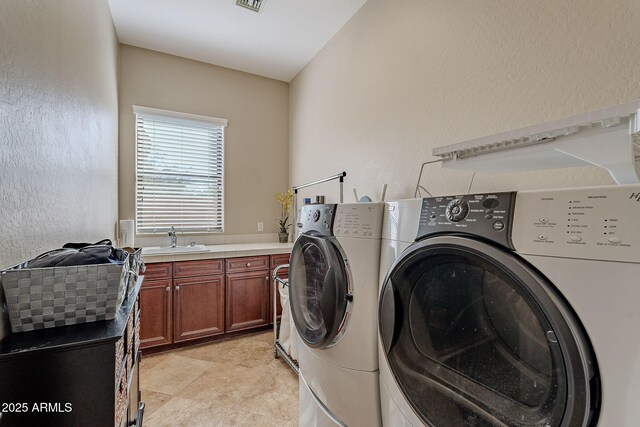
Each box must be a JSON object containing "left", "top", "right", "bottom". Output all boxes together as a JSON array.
[{"left": 168, "top": 226, "right": 177, "bottom": 248}]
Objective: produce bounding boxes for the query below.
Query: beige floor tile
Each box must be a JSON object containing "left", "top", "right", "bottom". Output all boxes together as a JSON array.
[
  {"left": 140, "top": 333, "right": 299, "bottom": 426},
  {"left": 216, "top": 406, "right": 295, "bottom": 427},
  {"left": 177, "top": 362, "right": 264, "bottom": 408},
  {"left": 239, "top": 363, "right": 299, "bottom": 424},
  {"left": 140, "top": 390, "right": 172, "bottom": 416},
  {"left": 141, "top": 354, "right": 214, "bottom": 395},
  {"left": 144, "top": 396, "right": 227, "bottom": 427},
  {"left": 215, "top": 339, "right": 275, "bottom": 369},
  {"left": 140, "top": 351, "right": 173, "bottom": 371},
  {"left": 177, "top": 338, "right": 239, "bottom": 363},
  {"left": 245, "top": 330, "right": 275, "bottom": 345}
]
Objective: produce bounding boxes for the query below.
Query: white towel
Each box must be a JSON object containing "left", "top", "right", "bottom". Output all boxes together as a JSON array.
[{"left": 278, "top": 280, "right": 298, "bottom": 360}]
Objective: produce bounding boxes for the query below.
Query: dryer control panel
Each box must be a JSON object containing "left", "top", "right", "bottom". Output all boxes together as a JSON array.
[
  {"left": 512, "top": 185, "right": 640, "bottom": 263},
  {"left": 333, "top": 203, "right": 383, "bottom": 239},
  {"left": 417, "top": 192, "right": 516, "bottom": 248},
  {"left": 298, "top": 204, "right": 336, "bottom": 236}
]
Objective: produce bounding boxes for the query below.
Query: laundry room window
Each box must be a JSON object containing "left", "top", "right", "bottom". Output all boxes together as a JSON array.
[{"left": 134, "top": 106, "right": 227, "bottom": 234}]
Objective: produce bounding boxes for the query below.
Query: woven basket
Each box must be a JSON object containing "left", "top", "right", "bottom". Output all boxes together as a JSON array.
[{"left": 1, "top": 260, "right": 129, "bottom": 333}]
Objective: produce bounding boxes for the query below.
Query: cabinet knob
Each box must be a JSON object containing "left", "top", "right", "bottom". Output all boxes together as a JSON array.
[
  {"left": 165, "top": 287, "right": 170, "bottom": 292},
  {"left": 246, "top": 262, "right": 251, "bottom": 267},
  {"left": 265, "top": 276, "right": 269, "bottom": 281},
  {"left": 175, "top": 286, "right": 180, "bottom": 291}
]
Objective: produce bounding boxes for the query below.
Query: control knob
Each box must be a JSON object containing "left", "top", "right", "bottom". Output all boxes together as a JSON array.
[{"left": 445, "top": 198, "right": 469, "bottom": 222}]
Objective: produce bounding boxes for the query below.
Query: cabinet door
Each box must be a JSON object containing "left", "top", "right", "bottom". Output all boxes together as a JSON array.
[
  {"left": 140, "top": 279, "right": 172, "bottom": 349},
  {"left": 270, "top": 268, "right": 288, "bottom": 324},
  {"left": 226, "top": 270, "right": 270, "bottom": 332},
  {"left": 174, "top": 275, "right": 225, "bottom": 342}
]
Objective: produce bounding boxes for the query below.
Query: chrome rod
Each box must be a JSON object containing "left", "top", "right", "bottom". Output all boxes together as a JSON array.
[{"left": 292, "top": 171, "right": 346, "bottom": 191}]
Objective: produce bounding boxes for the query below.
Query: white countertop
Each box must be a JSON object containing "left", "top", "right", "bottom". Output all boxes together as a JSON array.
[{"left": 141, "top": 242, "right": 294, "bottom": 263}]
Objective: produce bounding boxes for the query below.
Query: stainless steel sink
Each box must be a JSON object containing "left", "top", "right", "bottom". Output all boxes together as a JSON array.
[{"left": 143, "top": 245, "right": 210, "bottom": 255}]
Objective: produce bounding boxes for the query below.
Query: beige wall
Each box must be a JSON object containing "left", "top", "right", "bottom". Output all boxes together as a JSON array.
[
  {"left": 118, "top": 45, "right": 289, "bottom": 244},
  {"left": 0, "top": 0, "right": 119, "bottom": 266},
  {"left": 0, "top": 0, "right": 119, "bottom": 339},
  {"left": 290, "top": 0, "right": 640, "bottom": 202}
]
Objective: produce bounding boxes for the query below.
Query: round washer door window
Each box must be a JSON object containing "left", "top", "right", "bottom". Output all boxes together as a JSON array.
[
  {"left": 289, "top": 233, "right": 350, "bottom": 349},
  {"left": 379, "top": 236, "right": 599, "bottom": 427}
]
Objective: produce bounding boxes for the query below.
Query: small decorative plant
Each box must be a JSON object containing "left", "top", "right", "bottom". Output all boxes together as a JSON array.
[{"left": 275, "top": 189, "right": 294, "bottom": 242}]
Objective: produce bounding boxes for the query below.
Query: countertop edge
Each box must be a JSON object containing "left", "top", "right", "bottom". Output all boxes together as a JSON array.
[{"left": 142, "top": 243, "right": 293, "bottom": 263}]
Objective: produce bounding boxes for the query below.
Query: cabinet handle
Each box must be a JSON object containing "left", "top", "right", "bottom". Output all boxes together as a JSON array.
[
  {"left": 175, "top": 286, "right": 180, "bottom": 291},
  {"left": 246, "top": 262, "right": 251, "bottom": 267},
  {"left": 165, "top": 287, "right": 170, "bottom": 292}
]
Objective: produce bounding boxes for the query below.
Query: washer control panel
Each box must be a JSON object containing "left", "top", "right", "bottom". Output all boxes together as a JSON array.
[
  {"left": 333, "top": 203, "right": 383, "bottom": 239},
  {"left": 512, "top": 185, "right": 640, "bottom": 262},
  {"left": 417, "top": 192, "right": 516, "bottom": 248},
  {"left": 298, "top": 204, "right": 336, "bottom": 236}
]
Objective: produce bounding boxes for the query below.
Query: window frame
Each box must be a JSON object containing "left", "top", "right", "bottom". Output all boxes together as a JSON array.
[{"left": 133, "top": 105, "right": 228, "bottom": 235}]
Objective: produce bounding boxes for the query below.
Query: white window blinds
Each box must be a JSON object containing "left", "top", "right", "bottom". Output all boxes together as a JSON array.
[{"left": 134, "top": 106, "right": 227, "bottom": 234}]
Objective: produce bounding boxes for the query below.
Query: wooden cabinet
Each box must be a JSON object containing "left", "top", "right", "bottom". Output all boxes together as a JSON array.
[
  {"left": 226, "top": 269, "right": 270, "bottom": 332},
  {"left": 0, "top": 280, "right": 144, "bottom": 427},
  {"left": 173, "top": 275, "right": 224, "bottom": 342},
  {"left": 270, "top": 253, "right": 290, "bottom": 269},
  {"left": 140, "top": 278, "right": 172, "bottom": 348},
  {"left": 141, "top": 253, "right": 290, "bottom": 350},
  {"left": 140, "top": 259, "right": 224, "bottom": 349}
]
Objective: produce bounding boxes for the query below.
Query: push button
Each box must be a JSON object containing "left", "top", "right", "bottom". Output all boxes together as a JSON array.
[
  {"left": 493, "top": 221, "right": 504, "bottom": 231},
  {"left": 538, "top": 235, "right": 547, "bottom": 240},
  {"left": 570, "top": 236, "right": 582, "bottom": 242},
  {"left": 539, "top": 217, "right": 549, "bottom": 223},
  {"left": 608, "top": 237, "right": 621, "bottom": 243}
]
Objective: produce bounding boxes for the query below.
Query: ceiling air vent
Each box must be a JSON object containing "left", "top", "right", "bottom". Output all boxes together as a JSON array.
[{"left": 236, "top": 0, "right": 265, "bottom": 12}]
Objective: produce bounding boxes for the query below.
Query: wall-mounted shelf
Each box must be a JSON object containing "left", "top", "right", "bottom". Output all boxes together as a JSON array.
[{"left": 432, "top": 100, "right": 640, "bottom": 184}]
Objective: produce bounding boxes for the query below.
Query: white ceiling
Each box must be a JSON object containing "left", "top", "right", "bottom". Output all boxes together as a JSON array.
[{"left": 107, "top": 0, "right": 367, "bottom": 82}]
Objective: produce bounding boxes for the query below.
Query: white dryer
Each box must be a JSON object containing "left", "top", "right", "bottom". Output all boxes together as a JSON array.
[
  {"left": 379, "top": 185, "right": 640, "bottom": 426},
  {"left": 290, "top": 203, "right": 384, "bottom": 427},
  {"left": 377, "top": 199, "right": 423, "bottom": 426}
]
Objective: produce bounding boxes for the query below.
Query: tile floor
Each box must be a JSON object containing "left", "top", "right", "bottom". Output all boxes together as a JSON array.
[{"left": 140, "top": 331, "right": 299, "bottom": 426}]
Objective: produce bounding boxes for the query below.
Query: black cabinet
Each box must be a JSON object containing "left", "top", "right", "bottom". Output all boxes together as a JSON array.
[{"left": 0, "top": 278, "right": 145, "bottom": 427}]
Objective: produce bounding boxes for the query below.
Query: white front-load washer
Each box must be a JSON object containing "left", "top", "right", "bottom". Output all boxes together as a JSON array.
[
  {"left": 290, "top": 203, "right": 384, "bottom": 427},
  {"left": 378, "top": 185, "right": 640, "bottom": 426}
]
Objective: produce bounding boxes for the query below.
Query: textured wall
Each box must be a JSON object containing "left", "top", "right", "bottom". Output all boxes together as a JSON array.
[
  {"left": 290, "top": 0, "right": 640, "bottom": 202},
  {"left": 0, "top": 0, "right": 119, "bottom": 337},
  {"left": 118, "top": 45, "right": 289, "bottom": 242}
]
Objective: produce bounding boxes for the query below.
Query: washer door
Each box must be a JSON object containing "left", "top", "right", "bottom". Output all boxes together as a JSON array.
[
  {"left": 290, "top": 233, "right": 351, "bottom": 349},
  {"left": 379, "top": 236, "right": 599, "bottom": 427}
]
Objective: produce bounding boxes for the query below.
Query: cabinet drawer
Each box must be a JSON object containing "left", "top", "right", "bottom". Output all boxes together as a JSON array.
[
  {"left": 225, "top": 256, "right": 269, "bottom": 273},
  {"left": 174, "top": 259, "right": 224, "bottom": 278},
  {"left": 270, "top": 253, "right": 290, "bottom": 268},
  {"left": 143, "top": 262, "right": 173, "bottom": 281}
]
